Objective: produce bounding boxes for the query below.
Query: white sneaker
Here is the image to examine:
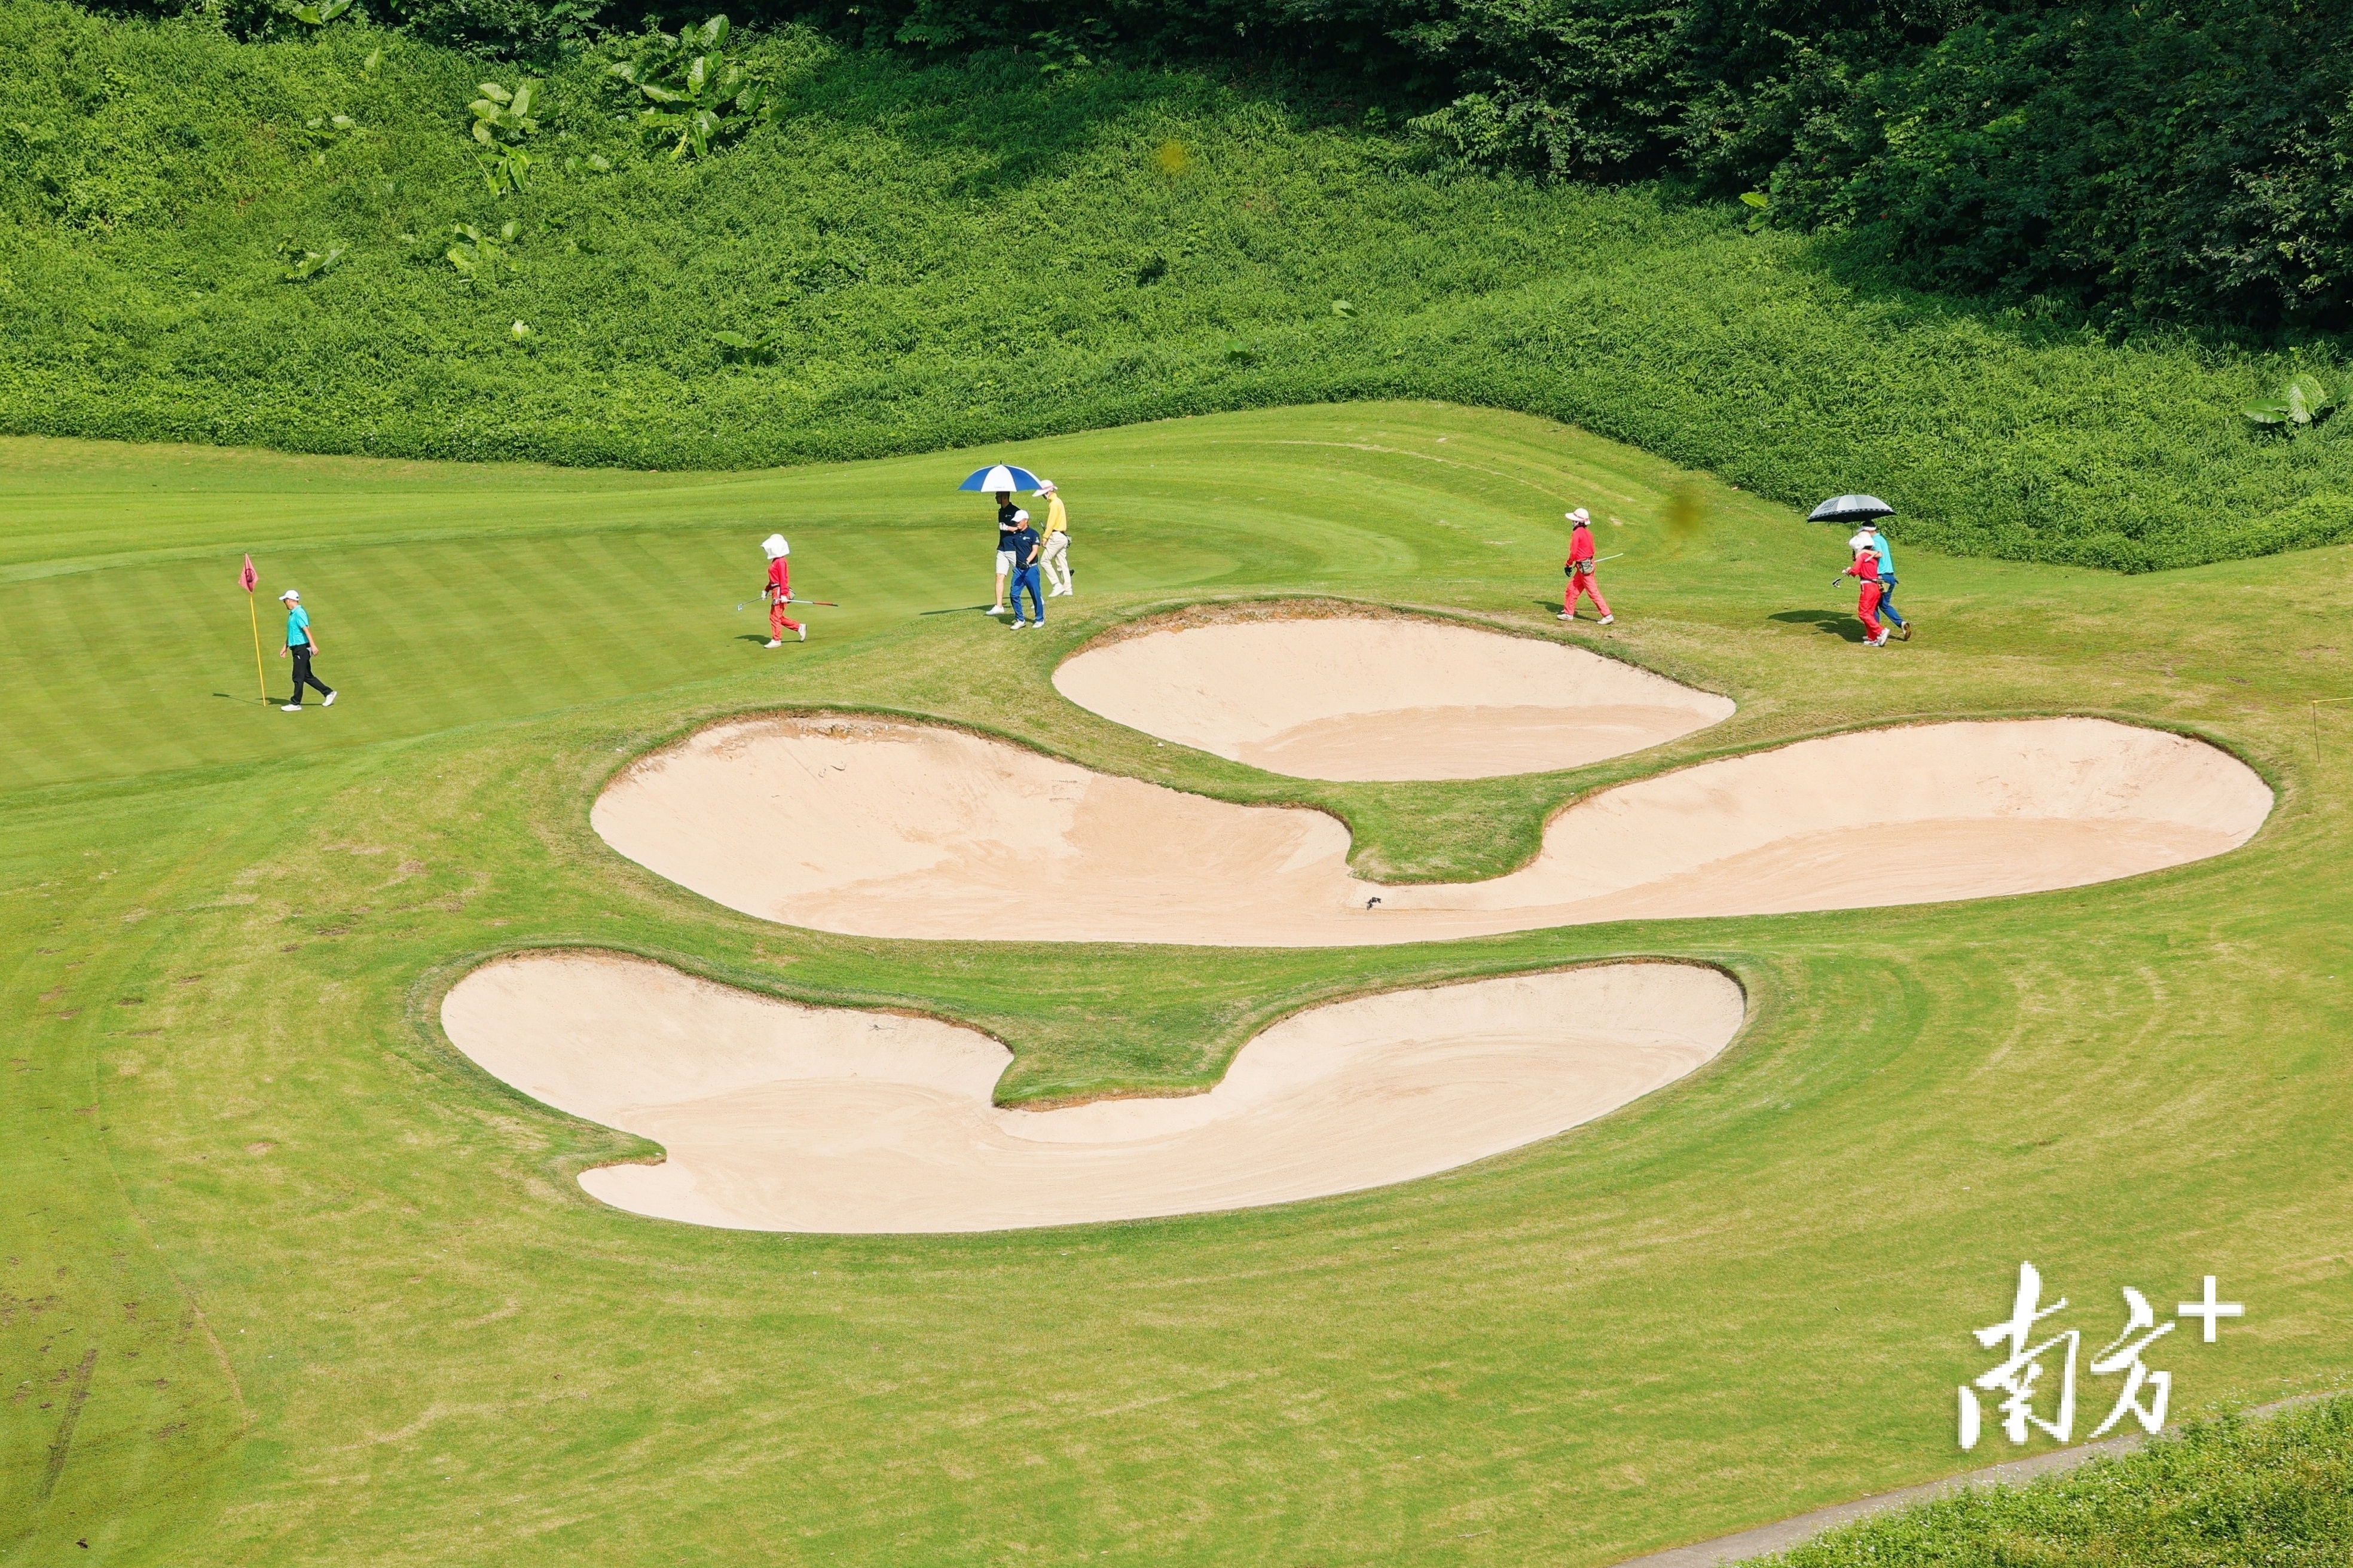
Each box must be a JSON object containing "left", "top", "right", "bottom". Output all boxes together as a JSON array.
[
  {"left": 798, "top": 625, "right": 807, "bottom": 642},
  {"left": 282, "top": 704, "right": 302, "bottom": 713},
  {"left": 1598, "top": 614, "right": 1614, "bottom": 625},
  {"left": 765, "top": 638, "right": 783, "bottom": 649},
  {"left": 1557, "top": 612, "right": 1573, "bottom": 622},
  {"left": 322, "top": 690, "right": 337, "bottom": 707},
  {"left": 1010, "top": 620, "right": 1027, "bottom": 630},
  {"left": 988, "top": 605, "right": 1006, "bottom": 615}
]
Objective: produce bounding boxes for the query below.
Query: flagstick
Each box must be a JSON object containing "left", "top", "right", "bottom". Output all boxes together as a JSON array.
[{"left": 247, "top": 591, "right": 267, "bottom": 703}]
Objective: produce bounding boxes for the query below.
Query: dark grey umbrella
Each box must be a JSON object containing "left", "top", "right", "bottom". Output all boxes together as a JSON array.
[{"left": 1808, "top": 494, "right": 1896, "bottom": 524}]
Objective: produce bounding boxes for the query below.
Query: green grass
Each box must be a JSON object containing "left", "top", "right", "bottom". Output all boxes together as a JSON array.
[
  {"left": 1752, "top": 1397, "right": 2353, "bottom": 1566},
  {"left": 3, "top": 0, "right": 2352, "bottom": 570},
  {"left": 5, "top": 400, "right": 2352, "bottom": 1566}
]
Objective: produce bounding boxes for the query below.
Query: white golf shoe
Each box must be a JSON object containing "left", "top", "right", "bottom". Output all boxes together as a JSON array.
[
  {"left": 282, "top": 704, "right": 302, "bottom": 713},
  {"left": 1598, "top": 614, "right": 1614, "bottom": 625},
  {"left": 322, "top": 690, "right": 337, "bottom": 707},
  {"left": 798, "top": 625, "right": 807, "bottom": 642},
  {"left": 765, "top": 638, "right": 783, "bottom": 648}
]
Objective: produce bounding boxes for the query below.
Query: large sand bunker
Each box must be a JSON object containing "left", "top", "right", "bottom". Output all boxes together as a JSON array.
[
  {"left": 1052, "top": 615, "right": 1734, "bottom": 780},
  {"left": 443, "top": 952, "right": 1744, "bottom": 1232},
  {"left": 593, "top": 716, "right": 2270, "bottom": 947}
]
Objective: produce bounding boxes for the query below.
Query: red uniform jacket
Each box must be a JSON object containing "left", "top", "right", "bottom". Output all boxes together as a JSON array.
[
  {"left": 766, "top": 557, "right": 789, "bottom": 600},
  {"left": 1567, "top": 525, "right": 1596, "bottom": 573}
]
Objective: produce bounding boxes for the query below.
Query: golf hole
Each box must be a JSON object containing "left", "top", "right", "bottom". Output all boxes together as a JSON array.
[
  {"left": 592, "top": 715, "right": 2271, "bottom": 947},
  {"left": 444, "top": 952, "right": 1746, "bottom": 1233},
  {"left": 1052, "top": 610, "right": 1734, "bottom": 780}
]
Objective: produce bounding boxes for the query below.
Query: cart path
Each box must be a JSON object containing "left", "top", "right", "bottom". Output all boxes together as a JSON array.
[{"left": 1612, "top": 1395, "right": 2326, "bottom": 1567}]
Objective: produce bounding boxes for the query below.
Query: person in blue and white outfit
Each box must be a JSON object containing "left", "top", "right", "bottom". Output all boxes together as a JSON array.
[{"left": 277, "top": 589, "right": 337, "bottom": 712}]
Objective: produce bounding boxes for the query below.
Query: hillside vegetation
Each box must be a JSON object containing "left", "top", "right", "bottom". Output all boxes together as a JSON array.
[
  {"left": 3, "top": 0, "right": 2351, "bottom": 570},
  {"left": 1755, "top": 1398, "right": 2353, "bottom": 1567},
  {"left": 91, "top": 0, "right": 2353, "bottom": 333}
]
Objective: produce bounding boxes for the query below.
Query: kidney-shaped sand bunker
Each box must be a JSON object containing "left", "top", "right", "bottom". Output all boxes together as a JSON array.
[
  {"left": 1052, "top": 614, "right": 1734, "bottom": 780},
  {"left": 592, "top": 715, "right": 2271, "bottom": 947},
  {"left": 444, "top": 952, "right": 1745, "bottom": 1233}
]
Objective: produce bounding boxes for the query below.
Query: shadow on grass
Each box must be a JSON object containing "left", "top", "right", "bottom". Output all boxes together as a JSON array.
[{"left": 1770, "top": 609, "right": 1865, "bottom": 641}]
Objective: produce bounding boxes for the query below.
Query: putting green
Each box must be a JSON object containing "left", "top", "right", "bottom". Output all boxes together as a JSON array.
[{"left": 5, "top": 402, "right": 2350, "bottom": 1568}]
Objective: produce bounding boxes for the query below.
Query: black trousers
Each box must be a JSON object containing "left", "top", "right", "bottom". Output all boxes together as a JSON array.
[{"left": 289, "top": 646, "right": 332, "bottom": 704}]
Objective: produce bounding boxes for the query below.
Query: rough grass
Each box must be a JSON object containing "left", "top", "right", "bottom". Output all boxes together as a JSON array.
[
  {"left": 5, "top": 402, "right": 2352, "bottom": 1566},
  {"left": 1752, "top": 1398, "right": 2353, "bottom": 1566},
  {"left": 1, "top": 0, "right": 2350, "bottom": 570}
]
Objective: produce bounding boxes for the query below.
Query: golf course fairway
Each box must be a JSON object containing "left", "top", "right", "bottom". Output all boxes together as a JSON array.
[{"left": 5, "top": 401, "right": 2351, "bottom": 1567}]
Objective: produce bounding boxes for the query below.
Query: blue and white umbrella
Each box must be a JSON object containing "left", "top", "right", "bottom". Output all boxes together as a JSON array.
[{"left": 959, "top": 463, "right": 1044, "bottom": 493}]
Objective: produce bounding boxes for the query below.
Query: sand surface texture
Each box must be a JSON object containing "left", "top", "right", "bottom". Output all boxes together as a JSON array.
[
  {"left": 443, "top": 953, "right": 1745, "bottom": 1232},
  {"left": 594, "top": 716, "right": 2270, "bottom": 947},
  {"left": 1052, "top": 617, "right": 1735, "bottom": 779}
]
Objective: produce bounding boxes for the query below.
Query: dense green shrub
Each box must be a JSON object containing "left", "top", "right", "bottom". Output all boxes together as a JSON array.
[
  {"left": 74, "top": 0, "right": 2353, "bottom": 328},
  {"left": 1, "top": 0, "right": 2349, "bottom": 570},
  {"left": 788, "top": 0, "right": 2353, "bottom": 331},
  {"left": 1767, "top": 0, "right": 2353, "bottom": 334}
]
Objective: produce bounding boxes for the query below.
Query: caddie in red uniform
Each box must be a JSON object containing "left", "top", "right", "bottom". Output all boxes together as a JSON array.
[
  {"left": 1560, "top": 508, "right": 1614, "bottom": 624},
  {"left": 763, "top": 533, "right": 805, "bottom": 646},
  {"left": 1842, "top": 543, "right": 1889, "bottom": 646}
]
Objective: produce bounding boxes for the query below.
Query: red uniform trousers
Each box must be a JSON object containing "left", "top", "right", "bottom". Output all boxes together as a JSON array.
[
  {"left": 767, "top": 560, "right": 801, "bottom": 637},
  {"left": 1856, "top": 579, "right": 1884, "bottom": 640},
  {"left": 1564, "top": 567, "right": 1611, "bottom": 618}
]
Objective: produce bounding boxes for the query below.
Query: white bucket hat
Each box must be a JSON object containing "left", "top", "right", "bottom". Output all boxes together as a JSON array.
[
  {"left": 1565, "top": 508, "right": 1590, "bottom": 524},
  {"left": 1848, "top": 531, "right": 1877, "bottom": 554},
  {"left": 762, "top": 534, "right": 788, "bottom": 559},
  {"left": 279, "top": 589, "right": 301, "bottom": 602},
  {"left": 1036, "top": 479, "right": 1057, "bottom": 495}
]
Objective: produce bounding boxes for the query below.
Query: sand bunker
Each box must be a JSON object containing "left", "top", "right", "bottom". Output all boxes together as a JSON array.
[
  {"left": 1053, "top": 616, "right": 1734, "bottom": 780},
  {"left": 443, "top": 952, "right": 1744, "bottom": 1232},
  {"left": 593, "top": 716, "right": 2270, "bottom": 947}
]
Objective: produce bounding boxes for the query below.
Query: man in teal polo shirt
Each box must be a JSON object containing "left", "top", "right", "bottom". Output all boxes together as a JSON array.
[{"left": 278, "top": 589, "right": 337, "bottom": 711}]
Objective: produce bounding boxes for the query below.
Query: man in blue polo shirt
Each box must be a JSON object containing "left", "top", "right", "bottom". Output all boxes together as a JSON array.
[
  {"left": 1006, "top": 512, "right": 1045, "bottom": 629},
  {"left": 277, "top": 589, "right": 337, "bottom": 711}
]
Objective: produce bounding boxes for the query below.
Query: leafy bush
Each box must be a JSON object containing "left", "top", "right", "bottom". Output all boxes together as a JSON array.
[
  {"left": 1, "top": 0, "right": 2349, "bottom": 572},
  {"left": 276, "top": 237, "right": 346, "bottom": 278},
  {"left": 2245, "top": 372, "right": 2338, "bottom": 430},
  {"left": 600, "top": 15, "right": 777, "bottom": 160},
  {"left": 467, "top": 75, "right": 541, "bottom": 190}
]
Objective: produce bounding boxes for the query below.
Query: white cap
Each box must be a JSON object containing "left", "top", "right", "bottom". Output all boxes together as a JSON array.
[
  {"left": 1036, "top": 479, "right": 1056, "bottom": 494},
  {"left": 1013, "top": 509, "right": 1030, "bottom": 524},
  {"left": 762, "top": 534, "right": 787, "bottom": 559},
  {"left": 280, "top": 589, "right": 301, "bottom": 602},
  {"left": 1566, "top": 508, "right": 1590, "bottom": 525}
]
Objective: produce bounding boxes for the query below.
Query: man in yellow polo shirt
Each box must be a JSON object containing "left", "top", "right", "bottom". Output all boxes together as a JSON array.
[{"left": 1037, "top": 479, "right": 1073, "bottom": 597}]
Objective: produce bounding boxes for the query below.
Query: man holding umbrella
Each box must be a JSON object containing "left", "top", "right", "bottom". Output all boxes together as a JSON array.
[{"left": 958, "top": 463, "right": 1044, "bottom": 615}]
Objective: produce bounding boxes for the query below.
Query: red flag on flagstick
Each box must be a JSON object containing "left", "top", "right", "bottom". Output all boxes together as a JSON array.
[{"left": 240, "top": 554, "right": 267, "bottom": 702}]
